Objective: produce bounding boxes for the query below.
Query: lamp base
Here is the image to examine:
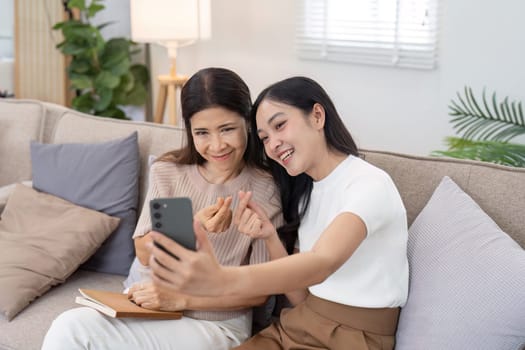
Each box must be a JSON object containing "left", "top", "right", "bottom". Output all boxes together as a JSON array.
[{"left": 154, "top": 74, "right": 189, "bottom": 125}]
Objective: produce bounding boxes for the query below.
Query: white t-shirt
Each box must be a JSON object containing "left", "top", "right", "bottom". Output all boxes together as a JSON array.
[{"left": 299, "top": 155, "right": 409, "bottom": 308}]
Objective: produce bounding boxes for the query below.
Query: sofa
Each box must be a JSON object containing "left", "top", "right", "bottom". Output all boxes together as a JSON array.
[{"left": 0, "top": 99, "right": 524, "bottom": 350}]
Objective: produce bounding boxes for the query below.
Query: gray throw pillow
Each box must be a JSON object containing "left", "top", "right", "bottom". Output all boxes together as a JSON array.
[
  {"left": 31, "top": 132, "right": 139, "bottom": 275},
  {"left": 395, "top": 176, "right": 525, "bottom": 350}
]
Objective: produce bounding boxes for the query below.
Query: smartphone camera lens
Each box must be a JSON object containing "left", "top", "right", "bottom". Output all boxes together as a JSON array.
[
  {"left": 155, "top": 222, "right": 162, "bottom": 229},
  {"left": 154, "top": 212, "right": 161, "bottom": 219},
  {"left": 153, "top": 203, "right": 161, "bottom": 210}
]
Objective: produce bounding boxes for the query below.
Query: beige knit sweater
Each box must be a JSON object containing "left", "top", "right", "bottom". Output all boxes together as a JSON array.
[{"left": 132, "top": 161, "right": 283, "bottom": 321}]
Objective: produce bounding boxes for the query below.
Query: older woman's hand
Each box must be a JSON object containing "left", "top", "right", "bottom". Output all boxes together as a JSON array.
[
  {"left": 195, "top": 196, "right": 233, "bottom": 233},
  {"left": 128, "top": 281, "right": 188, "bottom": 311}
]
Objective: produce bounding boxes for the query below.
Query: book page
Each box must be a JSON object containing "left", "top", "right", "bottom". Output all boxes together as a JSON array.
[{"left": 77, "top": 289, "right": 182, "bottom": 319}]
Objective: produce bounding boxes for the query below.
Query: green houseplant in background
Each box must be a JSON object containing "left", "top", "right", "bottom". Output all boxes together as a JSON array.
[
  {"left": 53, "top": 0, "right": 149, "bottom": 119},
  {"left": 432, "top": 87, "right": 525, "bottom": 167}
]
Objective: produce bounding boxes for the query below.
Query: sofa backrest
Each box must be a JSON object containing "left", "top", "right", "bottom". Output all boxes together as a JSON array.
[
  {"left": 0, "top": 99, "right": 186, "bottom": 213},
  {"left": 0, "top": 100, "right": 45, "bottom": 186},
  {"left": 50, "top": 109, "right": 186, "bottom": 212},
  {"left": 1, "top": 99, "right": 523, "bottom": 249},
  {"left": 362, "top": 150, "right": 525, "bottom": 249}
]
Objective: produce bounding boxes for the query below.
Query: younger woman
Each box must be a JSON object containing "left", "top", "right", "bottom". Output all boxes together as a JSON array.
[
  {"left": 41, "top": 68, "right": 283, "bottom": 350},
  {"left": 146, "top": 76, "right": 409, "bottom": 350}
]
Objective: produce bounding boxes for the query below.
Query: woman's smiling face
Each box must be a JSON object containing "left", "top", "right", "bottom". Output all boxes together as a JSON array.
[
  {"left": 191, "top": 106, "right": 248, "bottom": 174},
  {"left": 256, "top": 100, "right": 324, "bottom": 177}
]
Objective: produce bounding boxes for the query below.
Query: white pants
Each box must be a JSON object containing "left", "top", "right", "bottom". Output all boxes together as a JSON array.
[
  {"left": 123, "top": 257, "right": 150, "bottom": 290},
  {"left": 41, "top": 307, "right": 252, "bottom": 350}
]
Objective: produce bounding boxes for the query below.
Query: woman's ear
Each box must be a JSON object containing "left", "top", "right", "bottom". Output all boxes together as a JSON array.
[{"left": 312, "top": 103, "right": 326, "bottom": 130}]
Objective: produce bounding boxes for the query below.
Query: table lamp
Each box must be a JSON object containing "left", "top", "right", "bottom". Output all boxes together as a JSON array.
[{"left": 130, "top": 0, "right": 211, "bottom": 124}]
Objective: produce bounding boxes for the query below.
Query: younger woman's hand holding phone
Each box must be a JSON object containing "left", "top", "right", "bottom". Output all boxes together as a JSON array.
[{"left": 149, "top": 220, "right": 226, "bottom": 297}]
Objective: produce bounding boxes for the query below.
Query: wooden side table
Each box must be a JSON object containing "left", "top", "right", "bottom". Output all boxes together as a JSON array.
[{"left": 154, "top": 74, "right": 189, "bottom": 125}]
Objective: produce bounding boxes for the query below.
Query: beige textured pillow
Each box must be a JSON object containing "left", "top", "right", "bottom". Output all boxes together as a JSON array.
[
  {"left": 0, "top": 181, "right": 32, "bottom": 215},
  {"left": 0, "top": 184, "right": 120, "bottom": 320}
]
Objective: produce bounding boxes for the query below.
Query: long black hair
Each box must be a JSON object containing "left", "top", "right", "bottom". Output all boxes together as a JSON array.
[
  {"left": 157, "top": 67, "right": 265, "bottom": 170},
  {"left": 250, "top": 77, "right": 359, "bottom": 253}
]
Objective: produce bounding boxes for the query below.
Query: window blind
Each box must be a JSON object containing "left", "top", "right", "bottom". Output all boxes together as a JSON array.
[{"left": 297, "top": 0, "right": 440, "bottom": 69}]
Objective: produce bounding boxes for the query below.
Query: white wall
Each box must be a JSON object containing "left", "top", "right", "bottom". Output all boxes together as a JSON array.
[
  {"left": 11, "top": 0, "right": 525, "bottom": 155},
  {"left": 0, "top": 0, "right": 14, "bottom": 93},
  {"left": 0, "top": 0, "right": 13, "bottom": 56},
  {"left": 92, "top": 0, "right": 131, "bottom": 38},
  {"left": 155, "top": 0, "right": 525, "bottom": 156}
]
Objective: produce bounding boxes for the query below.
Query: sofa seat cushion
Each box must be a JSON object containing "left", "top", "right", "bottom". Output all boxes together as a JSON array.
[
  {"left": 0, "top": 269, "right": 125, "bottom": 350},
  {"left": 395, "top": 176, "right": 525, "bottom": 350},
  {"left": 0, "top": 185, "right": 120, "bottom": 321},
  {"left": 31, "top": 132, "right": 140, "bottom": 275}
]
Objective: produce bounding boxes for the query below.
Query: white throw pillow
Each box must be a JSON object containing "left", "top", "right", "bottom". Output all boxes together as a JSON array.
[{"left": 395, "top": 176, "right": 525, "bottom": 350}]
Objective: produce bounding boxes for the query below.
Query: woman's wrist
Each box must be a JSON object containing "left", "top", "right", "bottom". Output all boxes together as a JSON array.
[
  {"left": 135, "top": 233, "right": 153, "bottom": 265},
  {"left": 264, "top": 229, "right": 282, "bottom": 246},
  {"left": 263, "top": 229, "right": 289, "bottom": 260},
  {"left": 221, "top": 265, "right": 243, "bottom": 296},
  {"left": 174, "top": 293, "right": 190, "bottom": 310}
]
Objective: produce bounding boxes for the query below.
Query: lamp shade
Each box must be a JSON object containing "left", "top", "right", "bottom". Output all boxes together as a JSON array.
[{"left": 130, "top": 0, "right": 211, "bottom": 45}]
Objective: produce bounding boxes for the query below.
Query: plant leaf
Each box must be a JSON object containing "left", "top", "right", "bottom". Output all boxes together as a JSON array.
[
  {"left": 68, "top": 0, "right": 86, "bottom": 11},
  {"left": 104, "top": 38, "right": 130, "bottom": 56},
  {"left": 53, "top": 21, "right": 66, "bottom": 30},
  {"left": 431, "top": 137, "right": 525, "bottom": 167},
  {"left": 100, "top": 39, "right": 130, "bottom": 70},
  {"left": 117, "top": 72, "right": 135, "bottom": 93},
  {"left": 54, "top": 3, "right": 149, "bottom": 119},
  {"left": 69, "top": 59, "right": 91, "bottom": 74},
  {"left": 130, "top": 64, "right": 149, "bottom": 85},
  {"left": 72, "top": 93, "right": 94, "bottom": 113},
  {"left": 96, "top": 107, "right": 129, "bottom": 119},
  {"left": 122, "top": 83, "right": 147, "bottom": 106},
  {"left": 87, "top": 3, "right": 105, "bottom": 18},
  {"left": 69, "top": 74, "right": 92, "bottom": 90},
  {"left": 60, "top": 42, "right": 88, "bottom": 55},
  {"left": 62, "top": 23, "right": 94, "bottom": 41},
  {"left": 97, "top": 21, "right": 116, "bottom": 31},
  {"left": 93, "top": 87, "right": 113, "bottom": 112},
  {"left": 94, "top": 71, "right": 120, "bottom": 89},
  {"left": 447, "top": 86, "right": 525, "bottom": 142}
]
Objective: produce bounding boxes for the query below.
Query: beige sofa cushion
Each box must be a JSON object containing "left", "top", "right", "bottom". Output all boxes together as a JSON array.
[
  {"left": 0, "top": 181, "right": 32, "bottom": 214},
  {"left": 0, "top": 185, "right": 120, "bottom": 320},
  {"left": 0, "top": 100, "right": 44, "bottom": 187},
  {"left": 362, "top": 150, "right": 525, "bottom": 248},
  {"left": 0, "top": 270, "right": 125, "bottom": 350}
]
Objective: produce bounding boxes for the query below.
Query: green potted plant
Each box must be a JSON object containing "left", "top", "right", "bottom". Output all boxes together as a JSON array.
[
  {"left": 53, "top": 0, "right": 149, "bottom": 119},
  {"left": 432, "top": 87, "right": 525, "bottom": 167}
]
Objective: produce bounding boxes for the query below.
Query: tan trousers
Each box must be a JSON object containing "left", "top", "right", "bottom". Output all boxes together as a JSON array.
[{"left": 234, "top": 294, "right": 400, "bottom": 350}]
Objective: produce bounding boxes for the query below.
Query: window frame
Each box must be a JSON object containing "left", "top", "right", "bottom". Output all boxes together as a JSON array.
[{"left": 296, "top": 0, "right": 440, "bottom": 70}]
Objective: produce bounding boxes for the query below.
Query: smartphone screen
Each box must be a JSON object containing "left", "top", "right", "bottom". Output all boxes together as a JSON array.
[{"left": 150, "top": 197, "right": 196, "bottom": 251}]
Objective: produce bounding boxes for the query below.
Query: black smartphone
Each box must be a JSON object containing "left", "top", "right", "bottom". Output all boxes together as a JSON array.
[{"left": 150, "top": 197, "right": 196, "bottom": 252}]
